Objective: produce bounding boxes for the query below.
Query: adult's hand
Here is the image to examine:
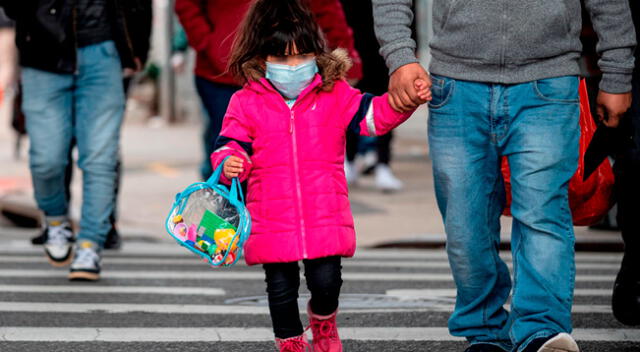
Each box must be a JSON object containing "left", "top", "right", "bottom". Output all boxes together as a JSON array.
[
  {"left": 596, "top": 91, "right": 632, "bottom": 128},
  {"left": 388, "top": 63, "right": 430, "bottom": 113}
]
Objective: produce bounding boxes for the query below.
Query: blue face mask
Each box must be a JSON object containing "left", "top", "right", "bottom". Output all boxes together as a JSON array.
[{"left": 265, "top": 58, "right": 318, "bottom": 100}]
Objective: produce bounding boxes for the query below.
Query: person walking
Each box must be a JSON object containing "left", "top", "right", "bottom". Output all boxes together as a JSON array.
[
  {"left": 611, "top": 0, "right": 640, "bottom": 327},
  {"left": 0, "top": 0, "right": 151, "bottom": 281},
  {"left": 211, "top": 1, "right": 418, "bottom": 350},
  {"left": 175, "top": 0, "right": 363, "bottom": 181},
  {"left": 373, "top": 0, "right": 635, "bottom": 351}
]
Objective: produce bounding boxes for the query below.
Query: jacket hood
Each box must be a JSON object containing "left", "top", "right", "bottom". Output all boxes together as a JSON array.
[{"left": 241, "top": 48, "right": 353, "bottom": 93}]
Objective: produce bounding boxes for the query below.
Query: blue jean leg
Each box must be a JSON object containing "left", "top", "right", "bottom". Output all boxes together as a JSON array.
[
  {"left": 500, "top": 78, "right": 580, "bottom": 351},
  {"left": 73, "top": 41, "right": 125, "bottom": 246},
  {"left": 195, "top": 77, "right": 239, "bottom": 180},
  {"left": 428, "top": 76, "right": 512, "bottom": 350},
  {"left": 21, "top": 69, "right": 75, "bottom": 217}
]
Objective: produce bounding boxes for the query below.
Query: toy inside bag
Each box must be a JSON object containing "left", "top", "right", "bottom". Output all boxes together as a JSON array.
[{"left": 165, "top": 158, "right": 251, "bottom": 267}]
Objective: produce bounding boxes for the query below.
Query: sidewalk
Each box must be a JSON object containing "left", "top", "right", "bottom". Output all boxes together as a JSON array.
[{"left": 0, "top": 106, "right": 622, "bottom": 249}]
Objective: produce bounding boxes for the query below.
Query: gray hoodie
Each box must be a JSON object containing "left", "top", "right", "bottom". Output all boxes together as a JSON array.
[{"left": 373, "top": 0, "right": 636, "bottom": 93}]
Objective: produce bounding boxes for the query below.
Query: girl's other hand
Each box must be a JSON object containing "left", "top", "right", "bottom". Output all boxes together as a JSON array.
[
  {"left": 224, "top": 156, "right": 244, "bottom": 179},
  {"left": 414, "top": 79, "right": 432, "bottom": 103}
]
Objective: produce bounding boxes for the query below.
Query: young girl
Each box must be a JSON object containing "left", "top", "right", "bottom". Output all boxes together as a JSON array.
[{"left": 211, "top": 1, "right": 423, "bottom": 351}]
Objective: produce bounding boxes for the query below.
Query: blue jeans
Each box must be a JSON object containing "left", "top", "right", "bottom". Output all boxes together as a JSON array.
[
  {"left": 21, "top": 41, "right": 125, "bottom": 247},
  {"left": 428, "top": 75, "right": 580, "bottom": 351},
  {"left": 195, "top": 77, "right": 239, "bottom": 180}
]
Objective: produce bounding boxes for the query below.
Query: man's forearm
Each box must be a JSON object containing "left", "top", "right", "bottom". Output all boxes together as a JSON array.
[
  {"left": 372, "top": 0, "right": 418, "bottom": 74},
  {"left": 584, "top": 0, "right": 636, "bottom": 93}
]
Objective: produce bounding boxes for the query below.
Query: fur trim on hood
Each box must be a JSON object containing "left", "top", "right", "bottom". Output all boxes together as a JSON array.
[{"left": 240, "top": 48, "right": 353, "bottom": 91}]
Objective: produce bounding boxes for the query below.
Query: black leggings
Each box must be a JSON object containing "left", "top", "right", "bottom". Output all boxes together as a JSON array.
[{"left": 263, "top": 256, "right": 343, "bottom": 339}]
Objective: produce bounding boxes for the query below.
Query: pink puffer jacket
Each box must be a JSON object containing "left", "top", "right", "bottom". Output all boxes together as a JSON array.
[{"left": 211, "top": 51, "right": 414, "bottom": 265}]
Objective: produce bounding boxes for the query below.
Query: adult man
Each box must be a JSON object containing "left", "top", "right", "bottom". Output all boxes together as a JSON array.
[
  {"left": 373, "top": 1, "right": 635, "bottom": 351},
  {"left": 1, "top": 0, "right": 151, "bottom": 281}
]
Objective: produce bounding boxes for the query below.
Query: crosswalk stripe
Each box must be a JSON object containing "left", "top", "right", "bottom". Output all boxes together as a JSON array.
[
  {"left": 0, "top": 285, "right": 613, "bottom": 297},
  {"left": 0, "top": 327, "right": 637, "bottom": 342},
  {"left": 0, "top": 285, "right": 224, "bottom": 296},
  {"left": 0, "top": 243, "right": 625, "bottom": 261},
  {"left": 0, "top": 269, "right": 617, "bottom": 282},
  {"left": 0, "top": 256, "right": 622, "bottom": 270},
  {"left": 385, "top": 288, "right": 613, "bottom": 297},
  {"left": 0, "top": 302, "right": 617, "bottom": 315}
]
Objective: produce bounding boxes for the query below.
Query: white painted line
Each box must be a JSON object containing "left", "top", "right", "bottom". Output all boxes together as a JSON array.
[
  {"left": 0, "top": 243, "right": 624, "bottom": 261},
  {"left": 386, "top": 288, "right": 614, "bottom": 297},
  {"left": 0, "top": 302, "right": 616, "bottom": 315},
  {"left": 0, "top": 256, "right": 621, "bottom": 270},
  {"left": 0, "top": 269, "right": 617, "bottom": 282},
  {"left": 0, "top": 327, "right": 637, "bottom": 342},
  {"left": 0, "top": 285, "right": 224, "bottom": 296}
]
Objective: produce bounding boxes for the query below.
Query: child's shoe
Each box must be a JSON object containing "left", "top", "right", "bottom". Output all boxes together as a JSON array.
[
  {"left": 307, "top": 303, "right": 342, "bottom": 352},
  {"left": 275, "top": 334, "right": 311, "bottom": 352},
  {"left": 68, "top": 241, "right": 101, "bottom": 281}
]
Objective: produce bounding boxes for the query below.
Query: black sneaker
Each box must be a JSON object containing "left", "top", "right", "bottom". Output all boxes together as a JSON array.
[
  {"left": 465, "top": 343, "right": 508, "bottom": 352},
  {"left": 43, "top": 221, "right": 75, "bottom": 267},
  {"left": 68, "top": 241, "right": 101, "bottom": 281},
  {"left": 522, "top": 333, "right": 579, "bottom": 352},
  {"left": 31, "top": 228, "right": 47, "bottom": 245},
  {"left": 612, "top": 263, "right": 640, "bottom": 326},
  {"left": 103, "top": 225, "right": 122, "bottom": 250}
]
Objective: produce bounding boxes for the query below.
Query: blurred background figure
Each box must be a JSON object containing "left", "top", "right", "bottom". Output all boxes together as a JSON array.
[
  {"left": 340, "top": 0, "right": 416, "bottom": 192},
  {"left": 610, "top": 0, "right": 640, "bottom": 327},
  {"left": 0, "top": 0, "right": 151, "bottom": 281},
  {"left": 0, "top": 6, "right": 20, "bottom": 159},
  {"left": 175, "top": 0, "right": 363, "bottom": 180}
]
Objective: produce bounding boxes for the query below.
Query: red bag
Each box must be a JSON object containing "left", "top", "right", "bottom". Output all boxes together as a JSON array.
[{"left": 502, "top": 79, "right": 615, "bottom": 226}]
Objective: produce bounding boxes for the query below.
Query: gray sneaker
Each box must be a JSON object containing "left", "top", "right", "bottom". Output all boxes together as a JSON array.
[
  {"left": 68, "top": 241, "right": 101, "bottom": 281},
  {"left": 43, "top": 220, "right": 74, "bottom": 267}
]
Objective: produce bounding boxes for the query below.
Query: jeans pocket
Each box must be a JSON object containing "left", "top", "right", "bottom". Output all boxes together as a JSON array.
[
  {"left": 533, "top": 76, "right": 580, "bottom": 103},
  {"left": 428, "top": 74, "right": 455, "bottom": 109},
  {"left": 99, "top": 41, "right": 120, "bottom": 59}
]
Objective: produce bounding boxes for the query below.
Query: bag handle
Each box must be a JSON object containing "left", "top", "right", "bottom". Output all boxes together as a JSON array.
[{"left": 206, "top": 156, "right": 245, "bottom": 204}]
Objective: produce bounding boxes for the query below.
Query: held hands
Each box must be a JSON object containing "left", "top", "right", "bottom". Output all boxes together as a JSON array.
[
  {"left": 596, "top": 91, "right": 632, "bottom": 128},
  {"left": 223, "top": 156, "right": 244, "bottom": 179},
  {"left": 388, "top": 63, "right": 432, "bottom": 113}
]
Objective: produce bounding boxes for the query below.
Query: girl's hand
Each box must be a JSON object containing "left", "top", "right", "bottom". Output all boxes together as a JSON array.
[
  {"left": 414, "top": 79, "right": 432, "bottom": 103},
  {"left": 223, "top": 156, "right": 244, "bottom": 179}
]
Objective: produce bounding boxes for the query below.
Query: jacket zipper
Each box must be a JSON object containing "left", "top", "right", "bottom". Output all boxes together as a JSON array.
[
  {"left": 116, "top": 0, "right": 136, "bottom": 64},
  {"left": 289, "top": 109, "right": 308, "bottom": 258},
  {"left": 72, "top": 1, "right": 79, "bottom": 74}
]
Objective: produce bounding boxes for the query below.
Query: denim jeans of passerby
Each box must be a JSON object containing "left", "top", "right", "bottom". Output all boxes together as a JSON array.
[
  {"left": 21, "top": 40, "right": 125, "bottom": 247},
  {"left": 428, "top": 75, "right": 580, "bottom": 351},
  {"left": 263, "top": 256, "right": 343, "bottom": 339},
  {"left": 195, "top": 77, "right": 239, "bottom": 180}
]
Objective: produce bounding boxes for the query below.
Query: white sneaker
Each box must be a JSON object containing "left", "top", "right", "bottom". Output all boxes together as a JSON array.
[
  {"left": 68, "top": 241, "right": 101, "bottom": 281},
  {"left": 535, "top": 333, "right": 579, "bottom": 352},
  {"left": 345, "top": 161, "right": 359, "bottom": 185},
  {"left": 375, "top": 165, "right": 403, "bottom": 192},
  {"left": 43, "top": 220, "right": 74, "bottom": 267}
]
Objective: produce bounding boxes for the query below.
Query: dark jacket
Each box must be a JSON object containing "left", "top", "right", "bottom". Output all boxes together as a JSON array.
[{"left": 0, "top": 0, "right": 152, "bottom": 73}]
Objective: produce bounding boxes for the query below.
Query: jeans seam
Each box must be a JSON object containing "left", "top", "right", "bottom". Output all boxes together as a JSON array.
[{"left": 486, "top": 175, "right": 502, "bottom": 341}]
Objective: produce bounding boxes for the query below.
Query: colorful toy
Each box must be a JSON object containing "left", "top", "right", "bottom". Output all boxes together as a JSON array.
[
  {"left": 214, "top": 228, "right": 238, "bottom": 252},
  {"left": 186, "top": 224, "right": 198, "bottom": 242},
  {"left": 173, "top": 223, "right": 188, "bottom": 240}
]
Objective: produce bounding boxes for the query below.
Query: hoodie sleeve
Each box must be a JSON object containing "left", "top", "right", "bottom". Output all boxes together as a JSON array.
[
  {"left": 336, "top": 80, "right": 414, "bottom": 136},
  {"left": 583, "top": 0, "right": 636, "bottom": 93},
  {"left": 210, "top": 93, "right": 254, "bottom": 185}
]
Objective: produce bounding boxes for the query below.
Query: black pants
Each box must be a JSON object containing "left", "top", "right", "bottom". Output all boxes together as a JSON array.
[
  {"left": 263, "top": 256, "right": 342, "bottom": 339},
  {"left": 615, "top": 72, "right": 640, "bottom": 272},
  {"left": 346, "top": 130, "right": 393, "bottom": 165}
]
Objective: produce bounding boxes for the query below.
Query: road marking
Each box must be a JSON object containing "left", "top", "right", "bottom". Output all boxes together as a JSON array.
[
  {"left": 0, "top": 256, "right": 622, "bottom": 270},
  {"left": 0, "top": 243, "right": 624, "bottom": 261},
  {"left": 0, "top": 302, "right": 617, "bottom": 315},
  {"left": 385, "top": 288, "right": 614, "bottom": 298},
  {"left": 0, "top": 285, "right": 224, "bottom": 296},
  {"left": 0, "top": 327, "right": 637, "bottom": 342},
  {"left": 0, "top": 269, "right": 617, "bottom": 282}
]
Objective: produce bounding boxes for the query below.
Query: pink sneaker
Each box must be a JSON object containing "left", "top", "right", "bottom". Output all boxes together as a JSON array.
[
  {"left": 307, "top": 303, "right": 342, "bottom": 352},
  {"left": 275, "top": 334, "right": 311, "bottom": 352}
]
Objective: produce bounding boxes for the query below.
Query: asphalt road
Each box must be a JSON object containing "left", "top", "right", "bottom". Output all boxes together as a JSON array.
[{"left": 0, "top": 228, "right": 637, "bottom": 352}]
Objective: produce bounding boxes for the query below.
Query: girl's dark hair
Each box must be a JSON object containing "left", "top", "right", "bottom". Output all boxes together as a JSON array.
[{"left": 228, "top": 0, "right": 327, "bottom": 84}]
